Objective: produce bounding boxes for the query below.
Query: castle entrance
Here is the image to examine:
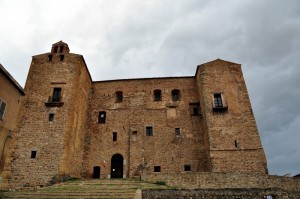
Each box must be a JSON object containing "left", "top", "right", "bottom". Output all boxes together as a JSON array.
[
  {"left": 111, "top": 154, "right": 123, "bottom": 178},
  {"left": 93, "top": 166, "right": 101, "bottom": 178}
]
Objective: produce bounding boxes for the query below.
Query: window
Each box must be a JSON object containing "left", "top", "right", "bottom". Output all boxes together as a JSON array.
[
  {"left": 59, "top": 54, "right": 64, "bottom": 61},
  {"left": 234, "top": 140, "right": 240, "bottom": 148},
  {"left": 214, "top": 93, "right": 223, "bottom": 107},
  {"left": 172, "top": 89, "right": 180, "bottom": 101},
  {"left": 60, "top": 46, "right": 64, "bottom": 53},
  {"left": 52, "top": 88, "right": 62, "bottom": 102},
  {"left": 213, "top": 93, "right": 228, "bottom": 111},
  {"left": 54, "top": 46, "right": 58, "bottom": 53},
  {"left": 154, "top": 166, "right": 161, "bottom": 172},
  {"left": 31, "top": 151, "right": 37, "bottom": 159},
  {"left": 115, "top": 91, "right": 123, "bottom": 102},
  {"left": 175, "top": 128, "right": 181, "bottom": 136},
  {"left": 98, "top": 111, "right": 106, "bottom": 123},
  {"left": 113, "top": 132, "right": 117, "bottom": 141},
  {"left": 49, "top": 113, "right": 54, "bottom": 122},
  {"left": 146, "top": 126, "right": 153, "bottom": 136},
  {"left": 154, "top": 89, "right": 162, "bottom": 101},
  {"left": 48, "top": 55, "right": 52, "bottom": 62},
  {"left": 190, "top": 103, "right": 200, "bottom": 116},
  {"left": 193, "top": 108, "right": 199, "bottom": 115},
  {"left": 184, "top": 165, "right": 191, "bottom": 171},
  {"left": 0, "top": 100, "right": 7, "bottom": 119}
]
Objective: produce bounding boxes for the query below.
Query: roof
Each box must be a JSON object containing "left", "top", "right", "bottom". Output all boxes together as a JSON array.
[
  {"left": 0, "top": 64, "right": 25, "bottom": 95},
  {"left": 52, "top": 40, "right": 68, "bottom": 46}
]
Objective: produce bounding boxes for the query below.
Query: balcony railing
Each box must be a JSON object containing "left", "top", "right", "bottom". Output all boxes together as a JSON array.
[{"left": 45, "top": 96, "right": 64, "bottom": 107}]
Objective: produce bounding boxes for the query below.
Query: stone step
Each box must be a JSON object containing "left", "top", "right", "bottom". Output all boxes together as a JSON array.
[{"left": 0, "top": 179, "right": 170, "bottom": 199}]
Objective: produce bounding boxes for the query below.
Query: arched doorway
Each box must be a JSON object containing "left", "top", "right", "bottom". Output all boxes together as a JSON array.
[
  {"left": 93, "top": 166, "right": 101, "bottom": 179},
  {"left": 111, "top": 154, "right": 123, "bottom": 178}
]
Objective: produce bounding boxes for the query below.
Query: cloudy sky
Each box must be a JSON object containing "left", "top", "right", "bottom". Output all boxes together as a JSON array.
[{"left": 0, "top": 0, "right": 299, "bottom": 176}]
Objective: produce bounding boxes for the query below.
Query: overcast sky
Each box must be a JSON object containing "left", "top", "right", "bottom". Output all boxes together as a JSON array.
[{"left": 0, "top": 0, "right": 299, "bottom": 176}]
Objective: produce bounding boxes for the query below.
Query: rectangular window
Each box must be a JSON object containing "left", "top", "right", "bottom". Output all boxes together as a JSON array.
[
  {"left": 0, "top": 100, "right": 7, "bottom": 119},
  {"left": 49, "top": 113, "right": 54, "bottom": 122},
  {"left": 31, "top": 151, "right": 37, "bottom": 159},
  {"left": 213, "top": 93, "right": 228, "bottom": 111},
  {"left": 214, "top": 93, "right": 223, "bottom": 107},
  {"left": 116, "top": 91, "right": 123, "bottom": 102},
  {"left": 59, "top": 54, "right": 64, "bottom": 61},
  {"left": 154, "top": 166, "right": 161, "bottom": 172},
  {"left": 184, "top": 165, "right": 191, "bottom": 171},
  {"left": 146, "top": 126, "right": 153, "bottom": 136},
  {"left": 189, "top": 102, "right": 200, "bottom": 116},
  {"left": 98, "top": 111, "right": 106, "bottom": 123},
  {"left": 154, "top": 90, "right": 162, "bottom": 101},
  {"left": 52, "top": 88, "right": 62, "bottom": 102},
  {"left": 175, "top": 128, "right": 180, "bottom": 135},
  {"left": 48, "top": 54, "right": 52, "bottom": 62},
  {"left": 113, "top": 132, "right": 117, "bottom": 141}
]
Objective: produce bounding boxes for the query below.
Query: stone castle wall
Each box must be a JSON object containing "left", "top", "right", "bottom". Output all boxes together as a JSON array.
[
  {"left": 141, "top": 172, "right": 300, "bottom": 191},
  {"left": 4, "top": 42, "right": 270, "bottom": 189},
  {"left": 83, "top": 77, "right": 210, "bottom": 178},
  {"left": 197, "top": 60, "right": 268, "bottom": 173},
  {"left": 8, "top": 50, "right": 92, "bottom": 189}
]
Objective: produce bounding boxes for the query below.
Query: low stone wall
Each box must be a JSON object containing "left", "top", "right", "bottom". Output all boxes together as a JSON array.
[
  {"left": 142, "top": 188, "right": 300, "bottom": 199},
  {"left": 141, "top": 172, "right": 300, "bottom": 192}
]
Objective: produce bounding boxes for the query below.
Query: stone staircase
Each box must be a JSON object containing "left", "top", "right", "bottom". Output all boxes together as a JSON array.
[{"left": 0, "top": 179, "right": 170, "bottom": 199}]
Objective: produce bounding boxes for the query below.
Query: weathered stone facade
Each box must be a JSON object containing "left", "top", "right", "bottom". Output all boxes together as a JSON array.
[
  {"left": 0, "top": 64, "right": 25, "bottom": 188},
  {"left": 5, "top": 41, "right": 268, "bottom": 189}
]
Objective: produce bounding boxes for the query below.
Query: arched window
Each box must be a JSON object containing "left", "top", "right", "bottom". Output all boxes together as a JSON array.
[
  {"left": 115, "top": 91, "right": 123, "bottom": 102},
  {"left": 172, "top": 89, "right": 180, "bottom": 101},
  {"left": 154, "top": 89, "right": 162, "bottom": 101},
  {"left": 98, "top": 111, "right": 106, "bottom": 123}
]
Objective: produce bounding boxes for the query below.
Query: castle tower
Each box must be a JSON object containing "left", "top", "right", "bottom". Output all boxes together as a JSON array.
[
  {"left": 196, "top": 59, "right": 268, "bottom": 173},
  {"left": 9, "top": 42, "right": 92, "bottom": 188}
]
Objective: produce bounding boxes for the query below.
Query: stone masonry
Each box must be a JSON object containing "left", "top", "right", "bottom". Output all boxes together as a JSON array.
[{"left": 5, "top": 41, "right": 268, "bottom": 189}]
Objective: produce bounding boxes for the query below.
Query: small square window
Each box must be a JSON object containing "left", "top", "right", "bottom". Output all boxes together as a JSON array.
[
  {"left": 49, "top": 113, "right": 54, "bottom": 122},
  {"left": 154, "top": 166, "right": 161, "bottom": 172},
  {"left": 98, "top": 111, "right": 106, "bottom": 123},
  {"left": 175, "top": 128, "right": 180, "bottom": 135},
  {"left": 184, "top": 165, "right": 191, "bottom": 171},
  {"left": 172, "top": 89, "right": 180, "bottom": 101},
  {"left": 59, "top": 55, "right": 64, "bottom": 61},
  {"left": 31, "top": 151, "right": 37, "bottom": 159},
  {"left": 146, "top": 126, "right": 153, "bottom": 136}
]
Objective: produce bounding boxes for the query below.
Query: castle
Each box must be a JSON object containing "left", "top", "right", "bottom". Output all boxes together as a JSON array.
[{"left": 3, "top": 41, "right": 268, "bottom": 189}]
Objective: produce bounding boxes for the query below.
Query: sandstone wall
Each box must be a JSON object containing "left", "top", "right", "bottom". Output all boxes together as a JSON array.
[
  {"left": 141, "top": 172, "right": 300, "bottom": 192},
  {"left": 196, "top": 59, "right": 268, "bottom": 173},
  {"left": 83, "top": 77, "right": 210, "bottom": 178},
  {"left": 9, "top": 50, "right": 91, "bottom": 189}
]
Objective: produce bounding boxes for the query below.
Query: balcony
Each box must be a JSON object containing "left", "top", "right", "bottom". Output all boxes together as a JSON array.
[
  {"left": 212, "top": 104, "right": 228, "bottom": 112},
  {"left": 45, "top": 96, "right": 64, "bottom": 107}
]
